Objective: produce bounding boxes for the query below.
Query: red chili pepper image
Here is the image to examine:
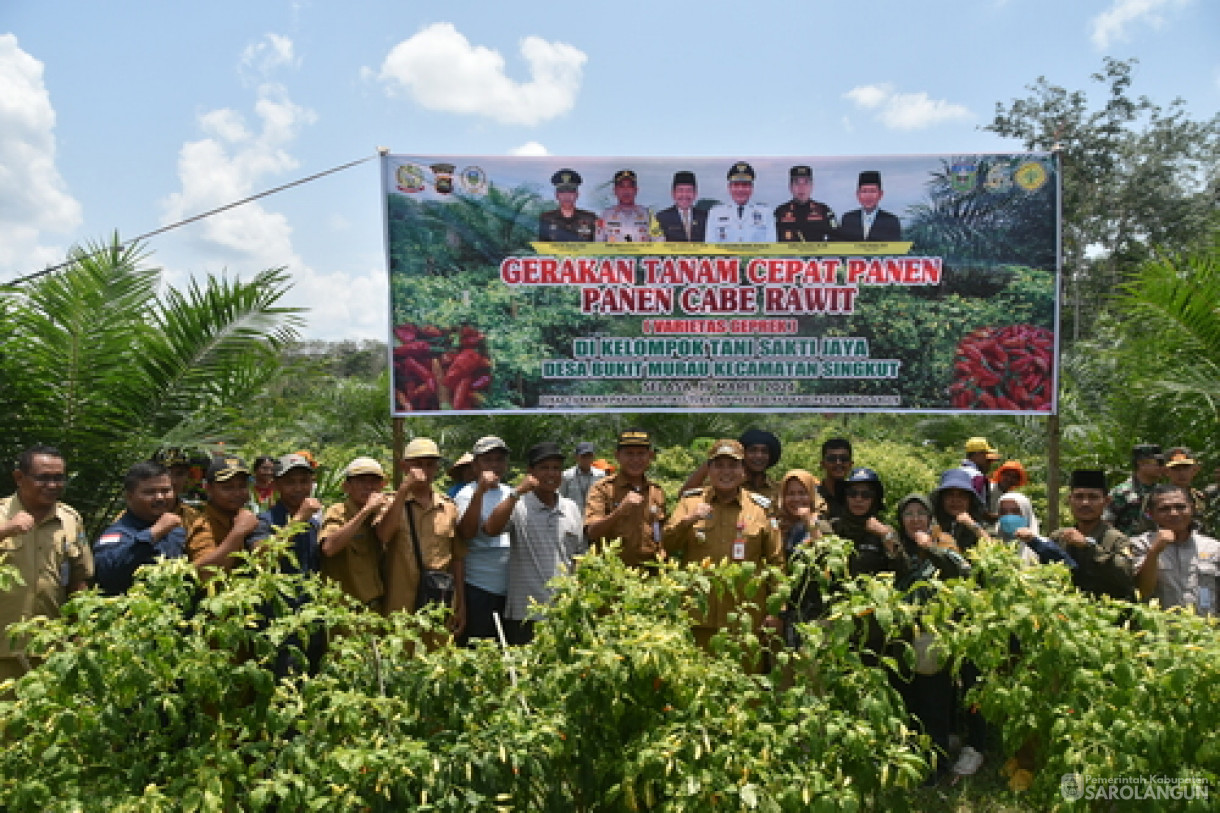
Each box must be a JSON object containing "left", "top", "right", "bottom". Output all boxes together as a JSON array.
[
  {"left": 948, "top": 324, "right": 1054, "bottom": 411},
  {"left": 392, "top": 322, "right": 493, "bottom": 411}
]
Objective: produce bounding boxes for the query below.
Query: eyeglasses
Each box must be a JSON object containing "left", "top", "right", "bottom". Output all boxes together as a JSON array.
[
  {"left": 845, "top": 488, "right": 874, "bottom": 499},
  {"left": 824, "top": 455, "right": 851, "bottom": 464},
  {"left": 1152, "top": 503, "right": 1191, "bottom": 514},
  {"left": 901, "top": 510, "right": 931, "bottom": 520},
  {"left": 30, "top": 474, "right": 67, "bottom": 485}
]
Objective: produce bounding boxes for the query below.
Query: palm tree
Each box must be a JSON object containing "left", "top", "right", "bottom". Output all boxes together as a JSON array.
[{"left": 0, "top": 235, "right": 303, "bottom": 534}]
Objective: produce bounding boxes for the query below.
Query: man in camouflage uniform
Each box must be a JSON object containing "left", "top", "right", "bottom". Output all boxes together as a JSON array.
[
  {"left": 538, "top": 169, "right": 597, "bottom": 242},
  {"left": 1103, "top": 444, "right": 1165, "bottom": 536},
  {"left": 774, "top": 165, "right": 838, "bottom": 242},
  {"left": 1046, "top": 469, "right": 1136, "bottom": 600},
  {"left": 597, "top": 169, "right": 655, "bottom": 242}
]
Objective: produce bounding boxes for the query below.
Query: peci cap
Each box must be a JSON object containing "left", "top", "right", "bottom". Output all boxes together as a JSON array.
[
  {"left": 1069, "top": 470, "right": 1108, "bottom": 491},
  {"left": 473, "top": 436, "right": 510, "bottom": 456},
  {"left": 551, "top": 169, "right": 582, "bottom": 192},
  {"left": 527, "top": 441, "right": 565, "bottom": 467},
  {"left": 1164, "top": 447, "right": 1197, "bottom": 468},
  {"left": 613, "top": 169, "right": 637, "bottom": 185},
  {"left": 403, "top": 437, "right": 441, "bottom": 460},
  {"left": 575, "top": 441, "right": 596, "bottom": 456},
  {"left": 964, "top": 437, "right": 1000, "bottom": 459},
  {"left": 726, "top": 161, "right": 755, "bottom": 183},
  {"left": 275, "top": 453, "right": 314, "bottom": 478},
  {"left": 206, "top": 455, "right": 250, "bottom": 483},
  {"left": 616, "top": 428, "right": 653, "bottom": 448},
  {"left": 789, "top": 165, "right": 813, "bottom": 181},
  {"left": 857, "top": 170, "right": 883, "bottom": 188},
  {"left": 672, "top": 170, "right": 697, "bottom": 188},
  {"left": 707, "top": 439, "right": 745, "bottom": 461},
  {"left": 344, "top": 457, "right": 386, "bottom": 479}
]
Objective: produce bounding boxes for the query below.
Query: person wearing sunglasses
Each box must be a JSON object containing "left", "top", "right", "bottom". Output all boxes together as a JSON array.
[{"left": 817, "top": 438, "right": 854, "bottom": 521}]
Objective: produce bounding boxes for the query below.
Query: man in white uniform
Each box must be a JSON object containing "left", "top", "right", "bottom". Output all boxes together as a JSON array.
[{"left": 705, "top": 161, "right": 777, "bottom": 243}]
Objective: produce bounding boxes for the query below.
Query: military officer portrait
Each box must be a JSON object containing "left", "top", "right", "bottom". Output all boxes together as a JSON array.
[
  {"left": 774, "top": 165, "right": 839, "bottom": 242},
  {"left": 597, "top": 169, "right": 655, "bottom": 242},
  {"left": 704, "top": 162, "right": 777, "bottom": 243},
  {"left": 653, "top": 170, "right": 707, "bottom": 242},
  {"left": 838, "top": 170, "right": 903, "bottom": 242},
  {"left": 538, "top": 169, "right": 597, "bottom": 242}
]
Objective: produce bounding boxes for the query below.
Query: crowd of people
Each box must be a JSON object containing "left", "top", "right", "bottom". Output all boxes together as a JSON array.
[{"left": 2, "top": 434, "right": 1218, "bottom": 786}]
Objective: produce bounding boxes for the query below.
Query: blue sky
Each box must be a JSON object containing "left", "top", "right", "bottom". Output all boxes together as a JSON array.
[{"left": 2, "top": 0, "right": 1216, "bottom": 340}]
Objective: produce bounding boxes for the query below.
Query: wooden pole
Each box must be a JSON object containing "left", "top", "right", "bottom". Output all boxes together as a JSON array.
[
  {"left": 392, "top": 417, "right": 406, "bottom": 488},
  {"left": 1047, "top": 143, "right": 1064, "bottom": 528}
]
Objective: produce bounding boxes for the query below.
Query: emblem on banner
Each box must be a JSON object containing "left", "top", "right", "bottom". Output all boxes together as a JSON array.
[
  {"left": 949, "top": 161, "right": 978, "bottom": 193},
  {"left": 431, "top": 163, "right": 456, "bottom": 194},
  {"left": 984, "top": 163, "right": 1013, "bottom": 193},
  {"left": 395, "top": 163, "right": 426, "bottom": 193},
  {"left": 1014, "top": 160, "right": 1049, "bottom": 192},
  {"left": 459, "top": 165, "right": 488, "bottom": 196}
]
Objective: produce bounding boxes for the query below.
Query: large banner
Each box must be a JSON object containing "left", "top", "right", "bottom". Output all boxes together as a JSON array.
[{"left": 382, "top": 154, "right": 1059, "bottom": 415}]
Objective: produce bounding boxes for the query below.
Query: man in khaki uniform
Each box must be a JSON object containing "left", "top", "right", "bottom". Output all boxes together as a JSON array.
[
  {"left": 585, "top": 429, "right": 668, "bottom": 568},
  {"left": 319, "top": 457, "right": 391, "bottom": 612},
  {"left": 664, "top": 439, "right": 784, "bottom": 653},
  {"left": 186, "top": 455, "right": 259, "bottom": 580},
  {"left": 0, "top": 445, "right": 93, "bottom": 680},
  {"left": 377, "top": 439, "right": 465, "bottom": 632}
]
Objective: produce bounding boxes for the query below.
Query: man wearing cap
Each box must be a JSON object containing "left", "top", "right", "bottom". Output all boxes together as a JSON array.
[
  {"left": 585, "top": 429, "right": 669, "bottom": 568},
  {"left": 1, "top": 445, "right": 93, "bottom": 681},
  {"left": 249, "top": 454, "right": 323, "bottom": 578},
  {"left": 446, "top": 453, "right": 475, "bottom": 499},
  {"left": 774, "top": 166, "right": 838, "bottom": 243},
  {"left": 319, "top": 457, "right": 391, "bottom": 611},
  {"left": 377, "top": 439, "right": 465, "bottom": 629},
  {"left": 705, "top": 162, "right": 777, "bottom": 243},
  {"left": 680, "top": 429, "right": 789, "bottom": 516},
  {"left": 960, "top": 437, "right": 1000, "bottom": 518},
  {"left": 94, "top": 461, "right": 187, "bottom": 596},
  {"left": 1164, "top": 447, "right": 1208, "bottom": 533},
  {"left": 1104, "top": 444, "right": 1165, "bottom": 537},
  {"left": 560, "top": 442, "right": 605, "bottom": 517},
  {"left": 186, "top": 455, "right": 260, "bottom": 579},
  {"left": 539, "top": 169, "right": 597, "bottom": 242},
  {"left": 653, "top": 171, "right": 707, "bottom": 242},
  {"left": 454, "top": 436, "right": 514, "bottom": 643},
  {"left": 1046, "top": 470, "right": 1136, "bottom": 600},
  {"left": 1131, "top": 484, "right": 1220, "bottom": 615},
  {"left": 838, "top": 171, "right": 902, "bottom": 242},
  {"left": 664, "top": 439, "right": 784, "bottom": 655},
  {"left": 597, "top": 169, "right": 655, "bottom": 243},
  {"left": 484, "top": 442, "right": 585, "bottom": 644}
]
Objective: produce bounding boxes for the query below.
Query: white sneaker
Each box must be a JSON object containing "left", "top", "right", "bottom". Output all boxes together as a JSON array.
[{"left": 953, "top": 746, "right": 984, "bottom": 776}]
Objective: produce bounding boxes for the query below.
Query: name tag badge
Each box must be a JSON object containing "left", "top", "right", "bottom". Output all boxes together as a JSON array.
[{"left": 732, "top": 540, "right": 746, "bottom": 561}]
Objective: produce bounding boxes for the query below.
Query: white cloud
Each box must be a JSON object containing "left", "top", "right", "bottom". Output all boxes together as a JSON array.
[
  {"left": 161, "top": 83, "right": 316, "bottom": 271},
  {"left": 0, "top": 34, "right": 82, "bottom": 276},
  {"left": 240, "top": 33, "right": 299, "bottom": 83},
  {"left": 378, "top": 23, "right": 587, "bottom": 126},
  {"left": 1090, "top": 0, "right": 1190, "bottom": 50},
  {"left": 291, "top": 264, "right": 389, "bottom": 341},
  {"left": 843, "top": 83, "right": 973, "bottom": 130},
  {"left": 509, "top": 140, "right": 549, "bottom": 156}
]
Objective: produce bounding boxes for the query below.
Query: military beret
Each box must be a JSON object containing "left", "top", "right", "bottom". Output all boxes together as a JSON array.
[{"left": 1131, "top": 444, "right": 1163, "bottom": 465}]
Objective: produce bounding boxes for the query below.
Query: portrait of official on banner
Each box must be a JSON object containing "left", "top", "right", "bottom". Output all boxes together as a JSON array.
[{"left": 382, "top": 154, "right": 1059, "bottom": 416}]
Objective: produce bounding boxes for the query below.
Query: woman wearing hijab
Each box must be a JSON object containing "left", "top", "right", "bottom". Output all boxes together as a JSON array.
[
  {"left": 930, "top": 468, "right": 990, "bottom": 552},
  {"left": 777, "top": 469, "right": 827, "bottom": 648}
]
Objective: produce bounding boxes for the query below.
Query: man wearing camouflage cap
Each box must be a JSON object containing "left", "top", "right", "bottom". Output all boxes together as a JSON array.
[{"left": 1103, "top": 444, "right": 1165, "bottom": 536}]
